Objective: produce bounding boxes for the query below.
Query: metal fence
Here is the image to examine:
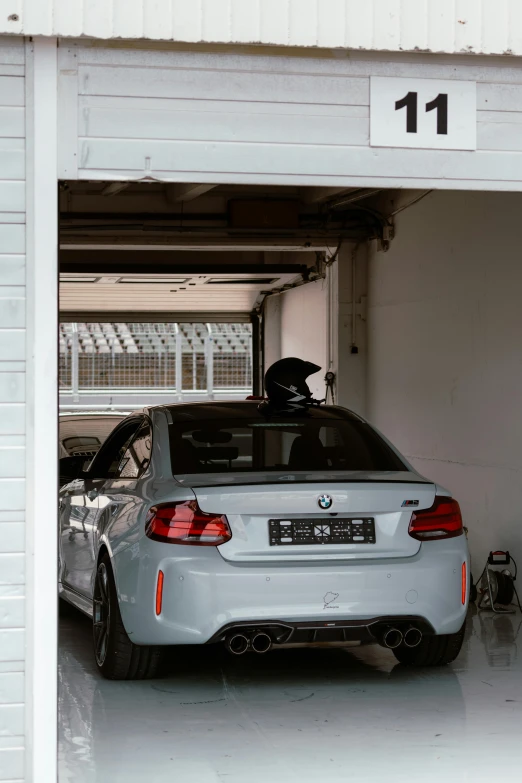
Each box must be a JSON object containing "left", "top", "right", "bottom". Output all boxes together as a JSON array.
[{"left": 59, "top": 322, "right": 252, "bottom": 395}]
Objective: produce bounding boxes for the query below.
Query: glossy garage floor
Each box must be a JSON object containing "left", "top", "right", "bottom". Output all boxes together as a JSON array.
[{"left": 59, "top": 607, "right": 522, "bottom": 783}]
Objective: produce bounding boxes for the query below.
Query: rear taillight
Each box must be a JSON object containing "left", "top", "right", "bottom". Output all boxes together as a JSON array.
[
  {"left": 145, "top": 501, "right": 232, "bottom": 546},
  {"left": 408, "top": 496, "right": 463, "bottom": 541}
]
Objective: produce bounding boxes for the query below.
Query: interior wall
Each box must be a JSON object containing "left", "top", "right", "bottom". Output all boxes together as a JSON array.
[
  {"left": 367, "top": 190, "right": 522, "bottom": 572},
  {"left": 265, "top": 279, "right": 328, "bottom": 399}
]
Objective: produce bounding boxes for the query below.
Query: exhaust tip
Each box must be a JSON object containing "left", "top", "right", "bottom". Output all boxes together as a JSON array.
[
  {"left": 251, "top": 632, "right": 272, "bottom": 654},
  {"left": 226, "top": 633, "right": 249, "bottom": 655},
  {"left": 382, "top": 627, "right": 403, "bottom": 649},
  {"left": 403, "top": 627, "right": 422, "bottom": 648}
]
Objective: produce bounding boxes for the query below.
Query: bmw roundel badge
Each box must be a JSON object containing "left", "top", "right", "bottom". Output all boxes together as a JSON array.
[{"left": 318, "top": 494, "right": 333, "bottom": 510}]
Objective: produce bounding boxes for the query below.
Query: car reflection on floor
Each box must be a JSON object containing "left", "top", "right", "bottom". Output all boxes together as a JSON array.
[{"left": 58, "top": 605, "right": 522, "bottom": 783}]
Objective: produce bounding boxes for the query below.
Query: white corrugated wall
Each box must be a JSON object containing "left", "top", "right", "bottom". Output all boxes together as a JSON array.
[
  {"left": 0, "top": 36, "right": 25, "bottom": 783},
  {"left": 55, "top": 43, "right": 522, "bottom": 191},
  {"left": 2, "top": 0, "right": 522, "bottom": 56}
]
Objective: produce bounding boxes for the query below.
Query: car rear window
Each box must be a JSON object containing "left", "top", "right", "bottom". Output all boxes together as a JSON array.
[{"left": 168, "top": 415, "right": 406, "bottom": 476}]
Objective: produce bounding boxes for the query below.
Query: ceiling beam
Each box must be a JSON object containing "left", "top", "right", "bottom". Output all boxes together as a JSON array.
[
  {"left": 59, "top": 255, "right": 310, "bottom": 276},
  {"left": 299, "top": 186, "right": 357, "bottom": 204},
  {"left": 59, "top": 311, "right": 252, "bottom": 323},
  {"left": 100, "top": 182, "right": 130, "bottom": 197},
  {"left": 325, "top": 188, "right": 383, "bottom": 209},
  {"left": 59, "top": 240, "right": 329, "bottom": 251},
  {"left": 165, "top": 183, "right": 218, "bottom": 203}
]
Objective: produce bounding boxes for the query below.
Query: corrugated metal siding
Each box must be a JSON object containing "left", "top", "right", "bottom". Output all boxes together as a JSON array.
[
  {"left": 58, "top": 43, "right": 522, "bottom": 191},
  {"left": 2, "top": 0, "right": 522, "bottom": 55},
  {"left": 0, "top": 35, "right": 25, "bottom": 783}
]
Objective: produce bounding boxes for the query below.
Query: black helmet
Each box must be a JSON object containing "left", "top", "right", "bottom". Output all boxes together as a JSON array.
[{"left": 263, "top": 357, "right": 321, "bottom": 411}]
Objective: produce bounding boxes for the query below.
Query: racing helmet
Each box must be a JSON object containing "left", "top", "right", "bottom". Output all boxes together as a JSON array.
[{"left": 263, "top": 357, "right": 321, "bottom": 410}]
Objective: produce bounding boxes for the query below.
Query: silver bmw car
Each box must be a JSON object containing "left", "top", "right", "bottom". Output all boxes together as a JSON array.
[{"left": 58, "top": 401, "right": 469, "bottom": 679}]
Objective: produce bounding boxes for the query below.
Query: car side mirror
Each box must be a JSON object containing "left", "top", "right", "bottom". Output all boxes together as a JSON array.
[{"left": 59, "top": 455, "right": 89, "bottom": 485}]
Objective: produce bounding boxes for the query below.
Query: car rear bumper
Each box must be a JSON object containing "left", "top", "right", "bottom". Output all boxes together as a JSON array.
[
  {"left": 114, "top": 536, "right": 469, "bottom": 646},
  {"left": 205, "top": 615, "right": 436, "bottom": 647}
]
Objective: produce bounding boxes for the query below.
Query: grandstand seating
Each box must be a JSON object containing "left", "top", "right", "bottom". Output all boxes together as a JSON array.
[{"left": 59, "top": 322, "right": 252, "bottom": 390}]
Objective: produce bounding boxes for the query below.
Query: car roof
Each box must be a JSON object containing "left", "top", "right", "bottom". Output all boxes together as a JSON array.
[
  {"left": 62, "top": 401, "right": 364, "bottom": 424},
  {"left": 157, "top": 400, "right": 363, "bottom": 422},
  {"left": 59, "top": 411, "right": 130, "bottom": 419}
]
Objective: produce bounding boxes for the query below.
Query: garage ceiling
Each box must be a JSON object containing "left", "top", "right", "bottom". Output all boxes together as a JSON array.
[
  {"left": 59, "top": 181, "right": 386, "bottom": 248},
  {"left": 59, "top": 180, "right": 387, "bottom": 320}
]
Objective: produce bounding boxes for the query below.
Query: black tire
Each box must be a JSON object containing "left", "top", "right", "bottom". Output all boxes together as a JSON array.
[
  {"left": 93, "top": 554, "right": 164, "bottom": 680},
  {"left": 392, "top": 622, "right": 466, "bottom": 667}
]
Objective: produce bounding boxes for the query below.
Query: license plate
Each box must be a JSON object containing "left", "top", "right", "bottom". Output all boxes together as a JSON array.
[{"left": 268, "top": 518, "right": 376, "bottom": 546}]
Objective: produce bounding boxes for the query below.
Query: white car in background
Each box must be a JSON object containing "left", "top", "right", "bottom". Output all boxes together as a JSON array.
[
  {"left": 59, "top": 412, "right": 128, "bottom": 486},
  {"left": 58, "top": 401, "right": 469, "bottom": 679}
]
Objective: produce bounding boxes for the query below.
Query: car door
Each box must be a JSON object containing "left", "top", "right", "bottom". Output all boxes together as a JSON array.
[
  {"left": 94, "top": 418, "right": 153, "bottom": 557},
  {"left": 60, "top": 418, "right": 143, "bottom": 598},
  {"left": 59, "top": 477, "right": 105, "bottom": 597}
]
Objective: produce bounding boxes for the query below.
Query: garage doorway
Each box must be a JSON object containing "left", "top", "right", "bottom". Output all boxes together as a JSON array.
[
  {"left": 54, "top": 178, "right": 522, "bottom": 783},
  {"left": 56, "top": 177, "right": 387, "bottom": 781}
]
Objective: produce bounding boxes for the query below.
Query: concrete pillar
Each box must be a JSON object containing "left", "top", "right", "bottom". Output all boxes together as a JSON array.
[{"left": 25, "top": 36, "right": 58, "bottom": 783}]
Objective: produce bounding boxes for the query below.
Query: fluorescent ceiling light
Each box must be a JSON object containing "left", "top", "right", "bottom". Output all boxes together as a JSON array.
[
  {"left": 60, "top": 277, "right": 98, "bottom": 283},
  {"left": 120, "top": 278, "right": 188, "bottom": 284},
  {"left": 206, "top": 278, "right": 277, "bottom": 285}
]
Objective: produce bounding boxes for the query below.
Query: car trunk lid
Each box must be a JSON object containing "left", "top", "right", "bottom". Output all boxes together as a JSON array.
[{"left": 192, "top": 478, "right": 436, "bottom": 562}]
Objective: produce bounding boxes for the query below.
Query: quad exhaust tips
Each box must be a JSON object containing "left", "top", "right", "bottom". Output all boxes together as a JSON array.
[
  {"left": 225, "top": 631, "right": 273, "bottom": 655},
  {"left": 403, "top": 626, "right": 423, "bottom": 648},
  {"left": 225, "top": 624, "right": 422, "bottom": 654}
]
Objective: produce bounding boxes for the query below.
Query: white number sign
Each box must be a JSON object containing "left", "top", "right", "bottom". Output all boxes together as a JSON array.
[{"left": 370, "top": 77, "right": 476, "bottom": 151}]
